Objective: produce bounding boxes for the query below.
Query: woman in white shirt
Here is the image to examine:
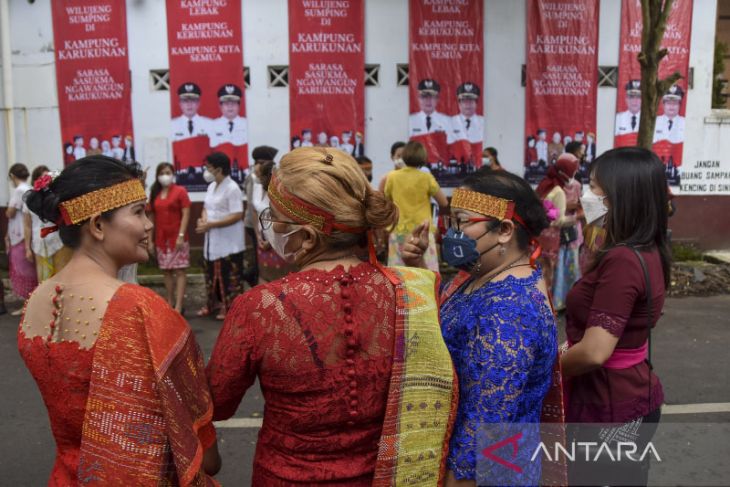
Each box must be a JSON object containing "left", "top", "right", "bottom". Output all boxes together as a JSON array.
[
  {"left": 5, "top": 163, "right": 37, "bottom": 315},
  {"left": 195, "top": 152, "right": 245, "bottom": 320},
  {"left": 23, "top": 166, "right": 73, "bottom": 283}
]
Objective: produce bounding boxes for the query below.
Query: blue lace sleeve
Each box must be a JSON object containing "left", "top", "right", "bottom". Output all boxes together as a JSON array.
[{"left": 444, "top": 278, "right": 556, "bottom": 483}]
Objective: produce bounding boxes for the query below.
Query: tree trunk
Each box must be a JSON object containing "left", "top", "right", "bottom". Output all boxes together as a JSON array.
[{"left": 636, "top": 0, "right": 682, "bottom": 149}]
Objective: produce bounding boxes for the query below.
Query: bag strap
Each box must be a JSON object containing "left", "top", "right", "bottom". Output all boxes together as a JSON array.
[
  {"left": 629, "top": 246, "right": 654, "bottom": 412},
  {"left": 629, "top": 247, "right": 653, "bottom": 369}
]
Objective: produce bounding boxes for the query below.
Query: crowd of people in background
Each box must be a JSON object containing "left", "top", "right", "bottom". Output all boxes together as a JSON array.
[{"left": 5, "top": 138, "right": 669, "bottom": 486}]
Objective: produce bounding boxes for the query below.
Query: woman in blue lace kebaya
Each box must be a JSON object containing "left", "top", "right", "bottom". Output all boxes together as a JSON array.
[{"left": 403, "top": 170, "right": 559, "bottom": 487}]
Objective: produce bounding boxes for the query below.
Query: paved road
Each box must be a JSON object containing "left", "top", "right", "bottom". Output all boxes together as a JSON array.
[{"left": 1, "top": 295, "right": 729, "bottom": 485}]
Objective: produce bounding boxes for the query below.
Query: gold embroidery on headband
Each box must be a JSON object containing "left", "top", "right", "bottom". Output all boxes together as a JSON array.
[
  {"left": 451, "top": 188, "right": 515, "bottom": 220},
  {"left": 268, "top": 181, "right": 327, "bottom": 230},
  {"left": 59, "top": 179, "right": 147, "bottom": 225}
]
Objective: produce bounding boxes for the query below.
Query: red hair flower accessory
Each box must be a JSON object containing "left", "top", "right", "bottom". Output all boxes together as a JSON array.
[{"left": 34, "top": 173, "right": 53, "bottom": 191}]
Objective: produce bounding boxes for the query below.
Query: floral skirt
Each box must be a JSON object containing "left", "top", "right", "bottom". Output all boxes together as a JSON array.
[
  {"left": 9, "top": 242, "right": 38, "bottom": 299},
  {"left": 388, "top": 231, "right": 439, "bottom": 272},
  {"left": 157, "top": 242, "right": 190, "bottom": 270}
]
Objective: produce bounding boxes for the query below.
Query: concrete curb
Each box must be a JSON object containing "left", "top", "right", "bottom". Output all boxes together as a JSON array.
[{"left": 704, "top": 251, "right": 730, "bottom": 265}]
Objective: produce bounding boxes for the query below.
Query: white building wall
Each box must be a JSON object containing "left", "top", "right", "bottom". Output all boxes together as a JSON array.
[{"left": 0, "top": 0, "right": 724, "bottom": 205}]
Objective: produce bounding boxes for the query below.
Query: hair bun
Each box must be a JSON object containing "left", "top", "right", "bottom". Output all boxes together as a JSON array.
[
  {"left": 24, "top": 187, "right": 61, "bottom": 224},
  {"left": 363, "top": 189, "right": 398, "bottom": 230}
]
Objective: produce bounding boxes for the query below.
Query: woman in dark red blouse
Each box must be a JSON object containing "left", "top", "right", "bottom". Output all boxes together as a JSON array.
[
  {"left": 206, "top": 147, "right": 457, "bottom": 485},
  {"left": 148, "top": 162, "right": 191, "bottom": 313},
  {"left": 561, "top": 147, "right": 670, "bottom": 486}
]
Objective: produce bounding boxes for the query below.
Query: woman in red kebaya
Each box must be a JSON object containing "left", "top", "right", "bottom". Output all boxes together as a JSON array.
[
  {"left": 20, "top": 156, "right": 219, "bottom": 486},
  {"left": 148, "top": 162, "right": 191, "bottom": 314}
]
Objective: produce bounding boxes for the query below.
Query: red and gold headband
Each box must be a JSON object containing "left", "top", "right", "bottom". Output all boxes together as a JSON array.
[
  {"left": 451, "top": 188, "right": 516, "bottom": 220},
  {"left": 267, "top": 173, "right": 366, "bottom": 235},
  {"left": 59, "top": 179, "right": 147, "bottom": 225}
]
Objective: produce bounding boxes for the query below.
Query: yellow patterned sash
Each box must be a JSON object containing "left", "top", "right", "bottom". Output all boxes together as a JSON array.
[{"left": 373, "top": 266, "right": 458, "bottom": 486}]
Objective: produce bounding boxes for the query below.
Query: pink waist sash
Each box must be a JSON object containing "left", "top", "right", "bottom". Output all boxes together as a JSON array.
[
  {"left": 603, "top": 341, "right": 648, "bottom": 369},
  {"left": 567, "top": 340, "right": 648, "bottom": 370}
]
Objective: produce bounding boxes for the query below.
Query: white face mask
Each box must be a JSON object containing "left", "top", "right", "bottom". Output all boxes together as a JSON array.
[
  {"left": 580, "top": 188, "right": 608, "bottom": 224},
  {"left": 158, "top": 174, "right": 174, "bottom": 187},
  {"left": 482, "top": 157, "right": 492, "bottom": 167},
  {"left": 263, "top": 225, "right": 301, "bottom": 263},
  {"left": 203, "top": 168, "right": 215, "bottom": 183},
  {"left": 394, "top": 158, "right": 406, "bottom": 169}
]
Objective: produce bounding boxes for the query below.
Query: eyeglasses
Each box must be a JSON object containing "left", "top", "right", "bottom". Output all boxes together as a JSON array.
[
  {"left": 258, "top": 207, "right": 299, "bottom": 230},
  {"left": 441, "top": 215, "right": 494, "bottom": 233}
]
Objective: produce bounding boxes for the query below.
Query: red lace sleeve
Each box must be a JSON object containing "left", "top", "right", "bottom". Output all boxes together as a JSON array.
[
  {"left": 586, "top": 247, "right": 643, "bottom": 338},
  {"left": 206, "top": 290, "right": 260, "bottom": 421}
]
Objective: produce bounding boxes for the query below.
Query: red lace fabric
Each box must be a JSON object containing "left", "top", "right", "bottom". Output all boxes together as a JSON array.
[
  {"left": 207, "top": 262, "right": 396, "bottom": 485},
  {"left": 18, "top": 331, "right": 94, "bottom": 486}
]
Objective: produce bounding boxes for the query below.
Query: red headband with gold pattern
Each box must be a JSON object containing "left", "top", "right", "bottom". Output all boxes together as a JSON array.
[
  {"left": 451, "top": 189, "right": 516, "bottom": 220},
  {"left": 267, "top": 173, "right": 366, "bottom": 235},
  {"left": 59, "top": 179, "right": 147, "bottom": 225}
]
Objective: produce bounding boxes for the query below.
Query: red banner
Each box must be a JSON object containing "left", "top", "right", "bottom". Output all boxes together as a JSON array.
[
  {"left": 524, "top": 0, "right": 599, "bottom": 184},
  {"left": 288, "top": 0, "right": 364, "bottom": 158},
  {"left": 614, "top": 0, "right": 692, "bottom": 185},
  {"left": 166, "top": 0, "right": 247, "bottom": 192},
  {"left": 408, "top": 0, "right": 484, "bottom": 188},
  {"left": 51, "top": 1, "right": 133, "bottom": 166}
]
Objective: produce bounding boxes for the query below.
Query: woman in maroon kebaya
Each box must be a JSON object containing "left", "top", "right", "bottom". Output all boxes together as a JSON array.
[{"left": 561, "top": 147, "right": 669, "bottom": 486}]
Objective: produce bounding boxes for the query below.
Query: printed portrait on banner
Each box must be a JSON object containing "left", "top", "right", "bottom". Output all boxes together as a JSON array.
[
  {"left": 614, "top": 0, "right": 693, "bottom": 187},
  {"left": 408, "top": 0, "right": 484, "bottom": 188},
  {"left": 166, "top": 0, "right": 247, "bottom": 192}
]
